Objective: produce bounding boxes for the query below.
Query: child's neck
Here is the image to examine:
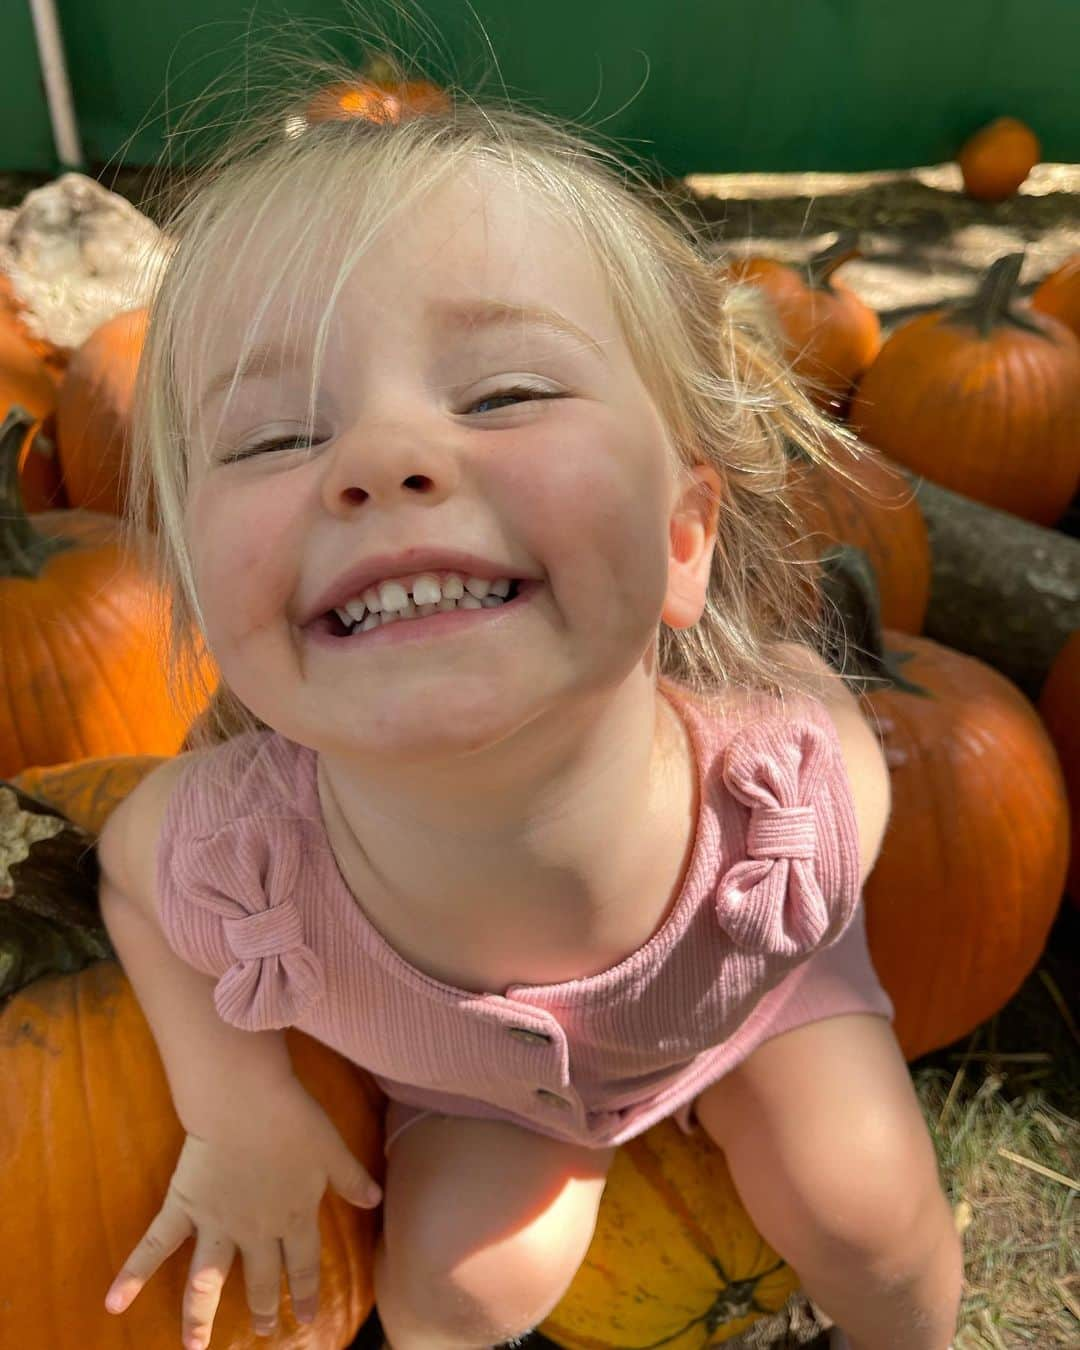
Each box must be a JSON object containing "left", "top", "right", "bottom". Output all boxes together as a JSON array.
[{"left": 314, "top": 672, "right": 695, "bottom": 986}]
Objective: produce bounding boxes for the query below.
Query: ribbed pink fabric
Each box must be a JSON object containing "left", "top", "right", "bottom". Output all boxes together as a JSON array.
[{"left": 156, "top": 679, "right": 894, "bottom": 1151}]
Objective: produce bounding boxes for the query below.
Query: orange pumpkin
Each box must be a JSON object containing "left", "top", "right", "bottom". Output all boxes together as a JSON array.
[
  {"left": 790, "top": 442, "right": 931, "bottom": 634},
  {"left": 0, "top": 311, "right": 65, "bottom": 512},
  {"left": 1, "top": 964, "right": 383, "bottom": 1349},
  {"left": 850, "top": 253, "right": 1080, "bottom": 527},
  {"left": 0, "top": 409, "right": 211, "bottom": 777},
  {"left": 726, "top": 234, "right": 882, "bottom": 414},
  {"left": 55, "top": 308, "right": 148, "bottom": 518},
  {"left": 1031, "top": 254, "right": 1080, "bottom": 340},
  {"left": 957, "top": 116, "right": 1041, "bottom": 201},
  {"left": 863, "top": 631, "right": 1069, "bottom": 1059},
  {"left": 305, "top": 57, "right": 449, "bottom": 127},
  {"left": 1037, "top": 630, "right": 1080, "bottom": 907}
]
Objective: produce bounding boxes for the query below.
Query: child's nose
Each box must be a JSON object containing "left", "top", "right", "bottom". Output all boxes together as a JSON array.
[{"left": 319, "top": 424, "right": 460, "bottom": 514}]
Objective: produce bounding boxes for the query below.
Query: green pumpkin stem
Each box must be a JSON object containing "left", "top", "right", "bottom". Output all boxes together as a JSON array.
[
  {"left": 815, "top": 544, "right": 929, "bottom": 697},
  {"left": 952, "top": 251, "right": 1045, "bottom": 339},
  {"left": 0, "top": 407, "right": 74, "bottom": 579},
  {"left": 806, "top": 231, "right": 862, "bottom": 290}
]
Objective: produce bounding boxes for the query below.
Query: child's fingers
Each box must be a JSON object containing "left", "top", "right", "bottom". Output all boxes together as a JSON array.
[
  {"left": 281, "top": 1222, "right": 322, "bottom": 1324},
  {"left": 182, "top": 1229, "right": 237, "bottom": 1350},
  {"left": 326, "top": 1141, "right": 382, "bottom": 1208},
  {"left": 238, "top": 1237, "right": 284, "bottom": 1336},
  {"left": 105, "top": 1206, "right": 195, "bottom": 1313}
]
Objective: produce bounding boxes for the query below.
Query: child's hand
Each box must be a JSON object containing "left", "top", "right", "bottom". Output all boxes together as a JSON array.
[{"left": 103, "top": 1083, "right": 382, "bottom": 1348}]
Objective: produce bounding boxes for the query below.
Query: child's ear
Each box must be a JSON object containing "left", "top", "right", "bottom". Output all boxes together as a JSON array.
[{"left": 661, "top": 463, "right": 723, "bottom": 630}]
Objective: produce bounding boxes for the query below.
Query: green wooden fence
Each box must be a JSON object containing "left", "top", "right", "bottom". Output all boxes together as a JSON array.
[{"left": 2, "top": 1, "right": 1078, "bottom": 176}]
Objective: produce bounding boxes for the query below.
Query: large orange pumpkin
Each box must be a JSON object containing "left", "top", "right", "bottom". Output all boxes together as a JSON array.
[
  {"left": 957, "top": 116, "right": 1041, "bottom": 201},
  {"left": 1031, "top": 253, "right": 1080, "bottom": 340},
  {"left": 863, "top": 630, "right": 1069, "bottom": 1059},
  {"left": 55, "top": 308, "right": 148, "bottom": 518},
  {"left": 1, "top": 963, "right": 383, "bottom": 1349},
  {"left": 850, "top": 253, "right": 1080, "bottom": 527},
  {"left": 726, "top": 234, "right": 882, "bottom": 414},
  {"left": 0, "top": 409, "right": 211, "bottom": 777},
  {"left": 1037, "top": 630, "right": 1080, "bottom": 908},
  {"left": 789, "top": 441, "right": 931, "bottom": 634}
]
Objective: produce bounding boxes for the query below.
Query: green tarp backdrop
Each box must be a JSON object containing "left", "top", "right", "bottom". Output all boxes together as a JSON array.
[{"left": 3, "top": 0, "right": 1078, "bottom": 176}]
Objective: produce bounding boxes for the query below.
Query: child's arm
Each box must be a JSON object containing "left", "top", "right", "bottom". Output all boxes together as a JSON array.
[
  {"left": 97, "top": 757, "right": 297, "bottom": 1137},
  {"left": 97, "top": 760, "right": 381, "bottom": 1345}
]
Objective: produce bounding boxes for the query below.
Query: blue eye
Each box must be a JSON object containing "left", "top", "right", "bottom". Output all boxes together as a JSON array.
[
  {"left": 468, "top": 385, "right": 562, "bottom": 415},
  {"left": 226, "top": 434, "right": 316, "bottom": 462}
]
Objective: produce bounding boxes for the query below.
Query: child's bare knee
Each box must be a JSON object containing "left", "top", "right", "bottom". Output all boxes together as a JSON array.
[{"left": 387, "top": 1198, "right": 593, "bottom": 1340}]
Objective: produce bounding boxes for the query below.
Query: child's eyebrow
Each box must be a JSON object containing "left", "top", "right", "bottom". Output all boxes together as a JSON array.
[
  {"left": 428, "top": 298, "right": 608, "bottom": 363},
  {"left": 200, "top": 299, "right": 607, "bottom": 404}
]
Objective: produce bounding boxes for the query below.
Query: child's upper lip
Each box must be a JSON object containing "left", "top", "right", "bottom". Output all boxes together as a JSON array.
[{"left": 299, "top": 547, "right": 536, "bottom": 625}]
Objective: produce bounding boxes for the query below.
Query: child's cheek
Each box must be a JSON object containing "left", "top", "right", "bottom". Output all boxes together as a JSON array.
[{"left": 186, "top": 486, "right": 298, "bottom": 645}]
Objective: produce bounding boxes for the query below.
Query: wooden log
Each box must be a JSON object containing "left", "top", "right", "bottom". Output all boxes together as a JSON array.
[{"left": 911, "top": 476, "right": 1080, "bottom": 700}]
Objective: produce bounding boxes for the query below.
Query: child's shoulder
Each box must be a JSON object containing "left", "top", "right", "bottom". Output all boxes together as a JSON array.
[
  {"left": 670, "top": 644, "right": 891, "bottom": 885},
  {"left": 97, "top": 730, "right": 294, "bottom": 911}
]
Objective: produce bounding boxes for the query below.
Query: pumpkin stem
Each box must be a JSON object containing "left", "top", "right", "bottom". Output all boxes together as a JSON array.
[
  {"left": 952, "top": 251, "right": 1045, "bottom": 339},
  {"left": 0, "top": 407, "right": 74, "bottom": 579},
  {"left": 805, "top": 231, "right": 862, "bottom": 290},
  {"left": 816, "top": 544, "right": 929, "bottom": 697},
  {"left": 364, "top": 52, "right": 403, "bottom": 84}
]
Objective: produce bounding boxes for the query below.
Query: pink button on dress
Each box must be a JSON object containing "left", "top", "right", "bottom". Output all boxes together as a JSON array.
[{"left": 155, "top": 678, "right": 894, "bottom": 1155}]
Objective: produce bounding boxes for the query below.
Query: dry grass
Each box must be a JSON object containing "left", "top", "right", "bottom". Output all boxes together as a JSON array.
[{"left": 916, "top": 1057, "right": 1078, "bottom": 1348}]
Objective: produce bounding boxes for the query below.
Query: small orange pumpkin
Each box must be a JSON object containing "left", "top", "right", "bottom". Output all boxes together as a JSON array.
[
  {"left": 55, "top": 307, "right": 148, "bottom": 518},
  {"left": 1031, "top": 254, "right": 1080, "bottom": 340},
  {"left": 1037, "top": 630, "right": 1080, "bottom": 908},
  {"left": 726, "top": 234, "right": 882, "bottom": 414},
  {"left": 305, "top": 56, "right": 449, "bottom": 127},
  {"left": 850, "top": 253, "right": 1080, "bottom": 527},
  {"left": 0, "top": 409, "right": 211, "bottom": 777},
  {"left": 957, "top": 116, "right": 1041, "bottom": 202}
]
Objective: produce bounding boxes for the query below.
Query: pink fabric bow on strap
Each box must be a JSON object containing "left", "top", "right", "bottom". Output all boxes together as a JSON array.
[
  {"left": 716, "top": 718, "right": 849, "bottom": 958},
  {"left": 175, "top": 821, "right": 326, "bottom": 1030}
]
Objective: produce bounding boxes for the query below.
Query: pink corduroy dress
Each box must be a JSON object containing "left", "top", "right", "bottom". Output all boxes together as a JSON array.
[{"left": 155, "top": 678, "right": 894, "bottom": 1155}]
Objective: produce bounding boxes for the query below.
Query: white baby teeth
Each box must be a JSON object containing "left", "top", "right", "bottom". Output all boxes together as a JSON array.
[
  {"left": 411, "top": 574, "right": 442, "bottom": 606},
  {"left": 441, "top": 575, "right": 465, "bottom": 600},
  {"left": 378, "top": 581, "right": 409, "bottom": 612},
  {"left": 463, "top": 577, "right": 491, "bottom": 599}
]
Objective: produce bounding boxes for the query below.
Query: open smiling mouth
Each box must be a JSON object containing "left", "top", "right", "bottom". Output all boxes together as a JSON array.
[{"left": 306, "top": 578, "right": 536, "bottom": 646}]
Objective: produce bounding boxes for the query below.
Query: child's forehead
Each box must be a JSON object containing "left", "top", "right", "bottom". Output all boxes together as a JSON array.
[{"left": 184, "top": 165, "right": 616, "bottom": 366}]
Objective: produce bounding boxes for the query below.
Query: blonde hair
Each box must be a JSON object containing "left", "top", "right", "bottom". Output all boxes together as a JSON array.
[{"left": 128, "top": 72, "right": 875, "bottom": 750}]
